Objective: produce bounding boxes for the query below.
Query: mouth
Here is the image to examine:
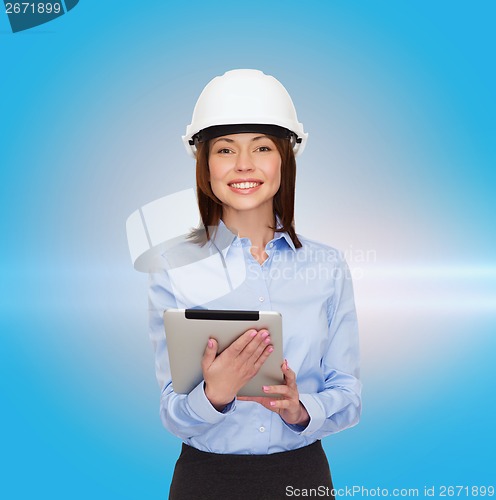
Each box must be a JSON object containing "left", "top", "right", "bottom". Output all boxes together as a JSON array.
[{"left": 228, "top": 181, "right": 263, "bottom": 190}]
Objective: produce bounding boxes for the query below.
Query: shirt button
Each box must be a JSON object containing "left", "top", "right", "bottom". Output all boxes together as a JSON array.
[
  {"left": 269, "top": 243, "right": 274, "bottom": 248},
  {"left": 259, "top": 296, "right": 265, "bottom": 302},
  {"left": 259, "top": 426, "right": 265, "bottom": 433}
]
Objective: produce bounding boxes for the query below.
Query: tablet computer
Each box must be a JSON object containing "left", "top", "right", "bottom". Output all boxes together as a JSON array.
[{"left": 163, "top": 309, "right": 284, "bottom": 397}]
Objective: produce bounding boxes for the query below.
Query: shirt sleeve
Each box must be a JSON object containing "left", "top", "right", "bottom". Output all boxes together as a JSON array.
[
  {"left": 292, "top": 253, "right": 362, "bottom": 438},
  {"left": 148, "top": 258, "right": 236, "bottom": 440}
]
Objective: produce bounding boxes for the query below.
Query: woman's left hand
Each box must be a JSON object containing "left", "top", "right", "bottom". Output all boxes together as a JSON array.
[{"left": 238, "top": 359, "right": 310, "bottom": 427}]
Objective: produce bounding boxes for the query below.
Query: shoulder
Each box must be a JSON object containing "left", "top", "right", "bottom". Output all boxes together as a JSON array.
[
  {"left": 148, "top": 231, "right": 215, "bottom": 273},
  {"left": 165, "top": 234, "right": 212, "bottom": 268}
]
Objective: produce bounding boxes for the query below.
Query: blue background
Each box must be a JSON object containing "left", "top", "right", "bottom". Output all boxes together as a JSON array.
[{"left": 1, "top": 1, "right": 495, "bottom": 498}]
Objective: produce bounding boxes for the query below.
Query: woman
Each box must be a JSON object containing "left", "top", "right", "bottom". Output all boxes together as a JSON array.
[{"left": 148, "top": 69, "right": 361, "bottom": 499}]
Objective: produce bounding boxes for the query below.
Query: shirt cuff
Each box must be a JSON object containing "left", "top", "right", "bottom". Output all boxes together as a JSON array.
[
  {"left": 187, "top": 381, "right": 235, "bottom": 423},
  {"left": 287, "top": 393, "right": 326, "bottom": 436}
]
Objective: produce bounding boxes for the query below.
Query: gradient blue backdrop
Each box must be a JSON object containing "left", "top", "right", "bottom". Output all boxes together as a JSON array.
[{"left": 1, "top": 1, "right": 495, "bottom": 498}]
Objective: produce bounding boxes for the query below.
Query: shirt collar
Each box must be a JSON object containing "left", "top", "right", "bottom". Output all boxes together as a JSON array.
[
  {"left": 209, "top": 220, "right": 237, "bottom": 253},
  {"left": 211, "top": 219, "right": 297, "bottom": 253},
  {"left": 273, "top": 229, "right": 297, "bottom": 252}
]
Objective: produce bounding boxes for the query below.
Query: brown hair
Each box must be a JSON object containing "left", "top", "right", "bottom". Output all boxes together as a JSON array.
[{"left": 190, "top": 135, "right": 302, "bottom": 249}]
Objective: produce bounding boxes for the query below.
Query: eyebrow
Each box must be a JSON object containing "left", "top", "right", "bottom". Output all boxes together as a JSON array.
[{"left": 211, "top": 135, "right": 268, "bottom": 146}]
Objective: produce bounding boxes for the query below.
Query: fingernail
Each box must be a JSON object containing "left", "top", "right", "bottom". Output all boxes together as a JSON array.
[
  {"left": 263, "top": 386, "right": 269, "bottom": 392},
  {"left": 268, "top": 347, "right": 274, "bottom": 353},
  {"left": 264, "top": 337, "right": 271, "bottom": 344},
  {"left": 270, "top": 401, "right": 276, "bottom": 407},
  {"left": 250, "top": 330, "right": 258, "bottom": 337},
  {"left": 208, "top": 339, "right": 213, "bottom": 348},
  {"left": 261, "top": 330, "right": 269, "bottom": 339}
]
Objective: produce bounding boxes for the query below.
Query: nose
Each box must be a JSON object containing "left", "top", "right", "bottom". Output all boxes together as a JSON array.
[{"left": 234, "top": 150, "right": 255, "bottom": 172}]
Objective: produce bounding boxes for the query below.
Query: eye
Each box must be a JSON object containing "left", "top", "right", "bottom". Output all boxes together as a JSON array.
[
  {"left": 217, "top": 148, "right": 233, "bottom": 154},
  {"left": 256, "top": 146, "right": 272, "bottom": 152}
]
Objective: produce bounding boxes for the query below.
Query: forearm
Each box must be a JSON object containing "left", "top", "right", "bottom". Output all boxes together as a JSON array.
[
  {"left": 297, "top": 380, "right": 362, "bottom": 438},
  {"left": 159, "top": 381, "right": 235, "bottom": 440}
]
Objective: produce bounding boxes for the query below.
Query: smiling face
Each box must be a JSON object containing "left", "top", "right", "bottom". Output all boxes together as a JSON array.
[{"left": 208, "top": 133, "right": 282, "bottom": 219}]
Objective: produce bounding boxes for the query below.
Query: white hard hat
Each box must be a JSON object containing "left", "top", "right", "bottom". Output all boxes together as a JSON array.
[{"left": 183, "top": 69, "right": 308, "bottom": 157}]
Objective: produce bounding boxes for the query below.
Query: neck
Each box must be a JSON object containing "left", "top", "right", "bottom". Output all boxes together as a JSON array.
[{"left": 222, "top": 204, "right": 275, "bottom": 252}]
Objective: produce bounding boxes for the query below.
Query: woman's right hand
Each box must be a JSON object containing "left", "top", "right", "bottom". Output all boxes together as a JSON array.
[{"left": 202, "top": 329, "right": 273, "bottom": 411}]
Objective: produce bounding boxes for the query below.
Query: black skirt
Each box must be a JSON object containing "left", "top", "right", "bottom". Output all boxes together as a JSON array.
[{"left": 169, "top": 440, "right": 334, "bottom": 500}]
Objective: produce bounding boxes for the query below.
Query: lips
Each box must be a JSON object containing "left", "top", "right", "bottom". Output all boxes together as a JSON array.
[
  {"left": 230, "top": 181, "right": 260, "bottom": 189},
  {"left": 228, "top": 179, "right": 264, "bottom": 190}
]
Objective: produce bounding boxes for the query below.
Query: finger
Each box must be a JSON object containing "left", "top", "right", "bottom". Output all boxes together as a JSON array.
[
  {"left": 263, "top": 384, "right": 290, "bottom": 396},
  {"left": 269, "top": 399, "right": 293, "bottom": 410},
  {"left": 282, "top": 361, "right": 297, "bottom": 385},
  {"left": 252, "top": 343, "right": 274, "bottom": 372},
  {"left": 226, "top": 328, "right": 258, "bottom": 356},
  {"left": 247, "top": 331, "right": 272, "bottom": 363},
  {"left": 237, "top": 329, "right": 270, "bottom": 361},
  {"left": 201, "top": 338, "right": 218, "bottom": 370}
]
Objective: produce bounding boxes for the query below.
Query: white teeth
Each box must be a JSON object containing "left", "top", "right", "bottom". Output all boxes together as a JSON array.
[{"left": 230, "top": 182, "right": 260, "bottom": 189}]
